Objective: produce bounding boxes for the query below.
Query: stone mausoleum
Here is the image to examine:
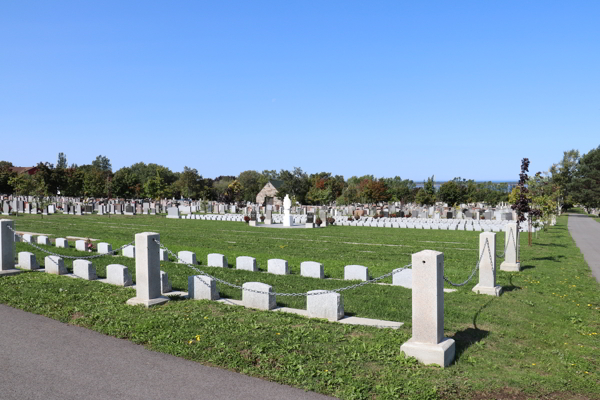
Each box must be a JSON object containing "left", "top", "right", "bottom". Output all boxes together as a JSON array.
[{"left": 256, "top": 180, "right": 283, "bottom": 207}]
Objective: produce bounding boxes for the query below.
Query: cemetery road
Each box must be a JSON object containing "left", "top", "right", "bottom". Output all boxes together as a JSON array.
[
  {"left": 568, "top": 213, "right": 600, "bottom": 283},
  {"left": 0, "top": 305, "right": 337, "bottom": 400}
]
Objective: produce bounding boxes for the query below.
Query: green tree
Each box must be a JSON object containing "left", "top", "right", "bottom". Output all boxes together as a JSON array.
[
  {"left": 8, "top": 173, "right": 37, "bottom": 195},
  {"left": 144, "top": 169, "right": 170, "bottom": 199},
  {"left": 437, "top": 178, "right": 464, "bottom": 206},
  {"left": 549, "top": 149, "right": 580, "bottom": 211},
  {"left": 237, "top": 170, "right": 262, "bottom": 202},
  {"left": 277, "top": 167, "right": 310, "bottom": 204},
  {"left": 383, "top": 176, "right": 415, "bottom": 203},
  {"left": 0, "top": 161, "right": 16, "bottom": 194},
  {"left": 57, "top": 153, "right": 68, "bottom": 169},
  {"left": 111, "top": 167, "right": 140, "bottom": 198},
  {"left": 568, "top": 146, "right": 600, "bottom": 212},
  {"left": 174, "top": 167, "right": 206, "bottom": 199},
  {"left": 92, "top": 155, "right": 112, "bottom": 173}
]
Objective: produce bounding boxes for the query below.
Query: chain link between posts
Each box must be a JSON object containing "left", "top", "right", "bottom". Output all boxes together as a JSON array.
[
  {"left": 154, "top": 238, "right": 411, "bottom": 297},
  {"left": 7, "top": 225, "right": 134, "bottom": 260},
  {"left": 496, "top": 228, "right": 516, "bottom": 259},
  {"left": 443, "top": 237, "right": 493, "bottom": 287}
]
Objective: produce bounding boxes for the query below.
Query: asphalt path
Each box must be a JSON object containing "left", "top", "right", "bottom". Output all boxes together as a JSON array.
[
  {"left": 568, "top": 213, "right": 600, "bottom": 283},
  {"left": 0, "top": 304, "right": 336, "bottom": 400}
]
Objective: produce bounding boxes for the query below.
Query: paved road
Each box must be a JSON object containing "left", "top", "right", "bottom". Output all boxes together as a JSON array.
[
  {"left": 0, "top": 305, "right": 336, "bottom": 400},
  {"left": 568, "top": 213, "right": 600, "bottom": 283}
]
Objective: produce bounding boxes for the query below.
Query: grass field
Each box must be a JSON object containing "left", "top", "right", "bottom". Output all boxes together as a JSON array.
[{"left": 1, "top": 214, "right": 598, "bottom": 399}]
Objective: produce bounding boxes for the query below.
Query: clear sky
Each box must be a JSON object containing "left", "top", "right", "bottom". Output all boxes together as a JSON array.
[{"left": 1, "top": 1, "right": 598, "bottom": 182}]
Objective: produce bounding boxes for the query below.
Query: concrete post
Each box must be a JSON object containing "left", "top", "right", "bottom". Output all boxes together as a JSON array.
[
  {"left": 400, "top": 250, "right": 455, "bottom": 367},
  {"left": 127, "top": 232, "right": 169, "bottom": 307},
  {"left": 500, "top": 222, "right": 520, "bottom": 271},
  {"left": 472, "top": 232, "right": 502, "bottom": 296},
  {"left": 0, "top": 219, "right": 20, "bottom": 276}
]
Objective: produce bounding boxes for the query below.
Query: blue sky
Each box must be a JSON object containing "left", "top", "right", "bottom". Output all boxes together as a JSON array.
[{"left": 1, "top": 1, "right": 598, "bottom": 182}]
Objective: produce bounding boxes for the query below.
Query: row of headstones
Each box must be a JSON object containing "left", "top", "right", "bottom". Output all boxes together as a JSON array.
[
  {"left": 18, "top": 234, "right": 170, "bottom": 261},
  {"left": 177, "top": 251, "right": 385, "bottom": 281},
  {"left": 15, "top": 252, "right": 172, "bottom": 291},
  {"left": 333, "top": 217, "right": 538, "bottom": 232}
]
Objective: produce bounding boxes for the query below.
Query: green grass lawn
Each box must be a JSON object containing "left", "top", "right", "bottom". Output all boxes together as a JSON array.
[{"left": 1, "top": 214, "right": 598, "bottom": 399}]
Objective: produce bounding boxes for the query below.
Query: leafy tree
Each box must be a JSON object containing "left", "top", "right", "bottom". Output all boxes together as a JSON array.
[
  {"left": 277, "top": 167, "right": 310, "bottom": 204},
  {"left": 549, "top": 149, "right": 580, "bottom": 211},
  {"left": 528, "top": 172, "right": 558, "bottom": 232},
  {"left": 144, "top": 169, "right": 171, "bottom": 199},
  {"left": 415, "top": 176, "right": 436, "bottom": 206},
  {"left": 437, "top": 178, "right": 464, "bottom": 206},
  {"left": 383, "top": 176, "right": 415, "bottom": 203},
  {"left": 0, "top": 161, "right": 16, "bottom": 194},
  {"left": 237, "top": 170, "right": 262, "bottom": 202},
  {"left": 111, "top": 167, "right": 140, "bottom": 198},
  {"left": 569, "top": 146, "right": 600, "bottom": 212},
  {"left": 57, "top": 153, "right": 68, "bottom": 169},
  {"left": 512, "top": 158, "right": 541, "bottom": 246},
  {"left": 212, "top": 177, "right": 234, "bottom": 202},
  {"left": 83, "top": 169, "right": 108, "bottom": 198},
  {"left": 174, "top": 167, "right": 205, "bottom": 199},
  {"left": 8, "top": 173, "right": 37, "bottom": 195},
  {"left": 92, "top": 155, "right": 112, "bottom": 173}
]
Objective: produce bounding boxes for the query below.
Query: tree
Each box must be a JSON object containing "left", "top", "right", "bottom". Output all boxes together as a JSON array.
[
  {"left": 92, "top": 155, "right": 112, "bottom": 173},
  {"left": 57, "top": 153, "right": 68, "bottom": 169},
  {"left": 0, "top": 161, "right": 16, "bottom": 194},
  {"left": 237, "top": 170, "right": 262, "bottom": 202},
  {"left": 144, "top": 169, "right": 170, "bottom": 200},
  {"left": 174, "top": 167, "right": 205, "bottom": 199},
  {"left": 528, "top": 172, "right": 558, "bottom": 232},
  {"left": 549, "top": 149, "right": 580, "bottom": 211},
  {"left": 437, "top": 178, "right": 464, "bottom": 206},
  {"left": 568, "top": 146, "right": 600, "bottom": 212},
  {"left": 277, "top": 167, "right": 310, "bottom": 204},
  {"left": 8, "top": 173, "right": 37, "bottom": 195},
  {"left": 511, "top": 158, "right": 541, "bottom": 247},
  {"left": 383, "top": 176, "right": 415, "bottom": 203},
  {"left": 111, "top": 167, "right": 140, "bottom": 198},
  {"left": 415, "top": 176, "right": 436, "bottom": 206}
]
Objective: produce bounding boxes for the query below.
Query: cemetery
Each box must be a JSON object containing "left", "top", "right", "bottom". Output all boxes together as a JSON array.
[{"left": 0, "top": 209, "right": 598, "bottom": 399}]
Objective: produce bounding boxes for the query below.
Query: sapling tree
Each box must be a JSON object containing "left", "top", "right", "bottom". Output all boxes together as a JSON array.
[{"left": 511, "top": 158, "right": 542, "bottom": 248}]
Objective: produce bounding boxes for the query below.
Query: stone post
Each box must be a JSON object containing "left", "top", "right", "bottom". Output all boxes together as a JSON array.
[
  {"left": 126, "top": 232, "right": 169, "bottom": 307},
  {"left": 0, "top": 219, "right": 20, "bottom": 276},
  {"left": 472, "top": 232, "right": 502, "bottom": 296},
  {"left": 400, "top": 250, "right": 455, "bottom": 367},
  {"left": 500, "top": 222, "right": 520, "bottom": 271}
]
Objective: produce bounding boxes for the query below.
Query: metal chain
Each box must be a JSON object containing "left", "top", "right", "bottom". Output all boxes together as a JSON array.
[
  {"left": 154, "top": 238, "right": 411, "bottom": 297},
  {"left": 8, "top": 225, "right": 134, "bottom": 260},
  {"left": 496, "top": 229, "right": 515, "bottom": 259},
  {"left": 443, "top": 238, "right": 491, "bottom": 287}
]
